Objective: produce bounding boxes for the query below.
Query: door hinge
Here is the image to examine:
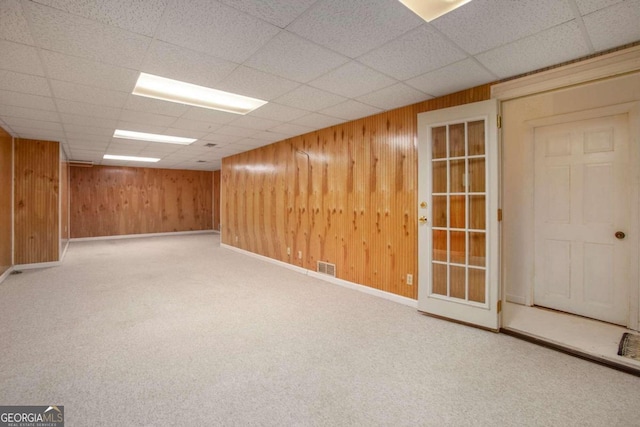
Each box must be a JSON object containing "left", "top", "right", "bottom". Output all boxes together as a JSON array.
[
  {"left": 497, "top": 208, "right": 503, "bottom": 222},
  {"left": 497, "top": 114, "right": 502, "bottom": 129},
  {"left": 497, "top": 300, "right": 502, "bottom": 313}
]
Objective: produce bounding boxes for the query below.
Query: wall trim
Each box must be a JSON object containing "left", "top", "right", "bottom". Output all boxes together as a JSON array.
[
  {"left": 506, "top": 294, "right": 526, "bottom": 305},
  {"left": 221, "top": 244, "right": 418, "bottom": 309},
  {"left": 0, "top": 266, "right": 14, "bottom": 284},
  {"left": 60, "top": 240, "right": 70, "bottom": 261},
  {"left": 491, "top": 45, "right": 640, "bottom": 101},
  {"left": 14, "top": 260, "right": 62, "bottom": 270},
  {"left": 70, "top": 229, "right": 215, "bottom": 242}
]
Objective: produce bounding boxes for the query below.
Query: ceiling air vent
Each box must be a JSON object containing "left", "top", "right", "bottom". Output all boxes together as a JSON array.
[
  {"left": 197, "top": 160, "right": 207, "bottom": 163},
  {"left": 68, "top": 160, "right": 94, "bottom": 167},
  {"left": 317, "top": 261, "right": 336, "bottom": 277},
  {"left": 204, "top": 143, "right": 217, "bottom": 148}
]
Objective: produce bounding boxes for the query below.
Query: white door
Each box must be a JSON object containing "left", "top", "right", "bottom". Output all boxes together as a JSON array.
[
  {"left": 534, "top": 114, "right": 631, "bottom": 325},
  {"left": 417, "top": 100, "right": 500, "bottom": 331}
]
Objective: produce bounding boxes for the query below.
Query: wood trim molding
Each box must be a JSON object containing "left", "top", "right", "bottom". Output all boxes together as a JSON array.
[{"left": 491, "top": 45, "right": 640, "bottom": 101}]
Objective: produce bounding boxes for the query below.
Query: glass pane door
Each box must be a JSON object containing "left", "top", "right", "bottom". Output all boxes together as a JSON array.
[{"left": 430, "top": 119, "right": 488, "bottom": 306}]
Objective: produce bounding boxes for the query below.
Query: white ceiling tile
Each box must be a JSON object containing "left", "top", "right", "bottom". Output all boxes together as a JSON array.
[
  {"left": 2, "top": 115, "right": 61, "bottom": 130},
  {"left": 32, "top": 0, "right": 169, "bottom": 37},
  {"left": 247, "top": 102, "right": 308, "bottom": 122},
  {"left": 309, "top": 61, "right": 397, "bottom": 98},
  {"left": 142, "top": 41, "right": 238, "bottom": 88},
  {"left": 64, "top": 132, "right": 111, "bottom": 143},
  {"left": 11, "top": 127, "right": 65, "bottom": 140},
  {"left": 268, "top": 122, "right": 314, "bottom": 137},
  {"left": 56, "top": 99, "right": 122, "bottom": 120},
  {"left": 274, "top": 85, "right": 347, "bottom": 111},
  {"left": 156, "top": 0, "right": 280, "bottom": 63},
  {"left": 476, "top": 22, "right": 591, "bottom": 79},
  {"left": 356, "top": 83, "right": 429, "bottom": 110},
  {"left": 406, "top": 58, "right": 496, "bottom": 97},
  {"left": 0, "top": 70, "right": 51, "bottom": 96},
  {"left": 114, "top": 122, "right": 167, "bottom": 135},
  {"left": 287, "top": 0, "right": 423, "bottom": 58},
  {"left": 358, "top": 24, "right": 467, "bottom": 80},
  {"left": 0, "top": 40, "right": 45, "bottom": 75},
  {"left": 0, "top": 90, "right": 56, "bottom": 111},
  {"left": 118, "top": 109, "right": 177, "bottom": 127},
  {"left": 180, "top": 107, "right": 238, "bottom": 125},
  {"left": 228, "top": 115, "right": 280, "bottom": 131},
  {"left": 575, "top": 0, "right": 624, "bottom": 15},
  {"left": 23, "top": 2, "right": 152, "bottom": 69},
  {"left": 250, "top": 130, "right": 291, "bottom": 143},
  {"left": 244, "top": 31, "right": 349, "bottom": 83},
  {"left": 50, "top": 80, "right": 128, "bottom": 108},
  {"left": 235, "top": 138, "right": 271, "bottom": 148},
  {"left": 217, "top": 0, "right": 316, "bottom": 28},
  {"left": 432, "top": 0, "right": 574, "bottom": 55},
  {"left": 199, "top": 133, "right": 243, "bottom": 145},
  {"left": 215, "top": 125, "right": 259, "bottom": 138},
  {"left": 62, "top": 124, "right": 114, "bottom": 137},
  {"left": 215, "top": 66, "right": 300, "bottom": 101},
  {"left": 290, "top": 113, "right": 346, "bottom": 129},
  {"left": 58, "top": 113, "right": 117, "bottom": 129},
  {"left": 170, "top": 118, "right": 221, "bottom": 133},
  {"left": 0, "top": 104, "right": 59, "bottom": 121},
  {"left": 66, "top": 139, "right": 109, "bottom": 149},
  {"left": 0, "top": 0, "right": 35, "bottom": 44},
  {"left": 124, "top": 95, "right": 189, "bottom": 117},
  {"left": 583, "top": 0, "right": 640, "bottom": 51},
  {"left": 41, "top": 50, "right": 138, "bottom": 92},
  {"left": 320, "top": 100, "right": 383, "bottom": 121},
  {"left": 162, "top": 128, "right": 209, "bottom": 139}
]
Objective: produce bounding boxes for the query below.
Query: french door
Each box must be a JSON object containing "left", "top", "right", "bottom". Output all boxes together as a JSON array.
[{"left": 417, "top": 100, "right": 500, "bottom": 330}]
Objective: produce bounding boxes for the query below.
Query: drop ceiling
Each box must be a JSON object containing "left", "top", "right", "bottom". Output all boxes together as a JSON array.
[{"left": 1, "top": 0, "right": 638, "bottom": 171}]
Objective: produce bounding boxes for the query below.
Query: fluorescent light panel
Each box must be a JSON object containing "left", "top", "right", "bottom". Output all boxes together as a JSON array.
[
  {"left": 103, "top": 154, "right": 160, "bottom": 163},
  {"left": 398, "top": 0, "right": 473, "bottom": 22},
  {"left": 133, "top": 73, "right": 268, "bottom": 115},
  {"left": 114, "top": 129, "right": 196, "bottom": 145}
]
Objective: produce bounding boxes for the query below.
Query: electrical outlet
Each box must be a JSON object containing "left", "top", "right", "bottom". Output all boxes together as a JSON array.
[
  {"left": 298, "top": 251, "right": 302, "bottom": 259},
  {"left": 406, "top": 274, "right": 413, "bottom": 285},
  {"left": 287, "top": 247, "right": 291, "bottom": 256}
]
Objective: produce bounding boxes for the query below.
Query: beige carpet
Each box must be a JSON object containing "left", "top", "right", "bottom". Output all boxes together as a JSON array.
[{"left": 1, "top": 234, "right": 639, "bottom": 426}]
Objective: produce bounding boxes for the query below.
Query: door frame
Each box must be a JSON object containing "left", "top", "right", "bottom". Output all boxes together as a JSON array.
[{"left": 492, "top": 45, "right": 640, "bottom": 330}]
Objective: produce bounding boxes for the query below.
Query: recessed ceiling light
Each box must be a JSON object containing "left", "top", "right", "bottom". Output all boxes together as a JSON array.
[
  {"left": 113, "top": 129, "right": 196, "bottom": 145},
  {"left": 398, "top": 0, "right": 472, "bottom": 22},
  {"left": 132, "top": 73, "right": 268, "bottom": 115},
  {"left": 103, "top": 154, "right": 160, "bottom": 163}
]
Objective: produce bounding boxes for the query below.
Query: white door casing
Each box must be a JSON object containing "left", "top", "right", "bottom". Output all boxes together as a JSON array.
[
  {"left": 417, "top": 99, "right": 500, "bottom": 331},
  {"left": 534, "top": 114, "right": 632, "bottom": 325}
]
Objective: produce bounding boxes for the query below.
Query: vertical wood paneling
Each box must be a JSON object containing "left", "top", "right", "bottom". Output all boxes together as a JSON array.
[
  {"left": 0, "top": 127, "right": 12, "bottom": 274},
  {"left": 70, "top": 166, "right": 212, "bottom": 238},
  {"left": 221, "top": 85, "right": 491, "bottom": 299},
  {"left": 212, "top": 170, "right": 221, "bottom": 230},
  {"left": 14, "top": 138, "right": 59, "bottom": 264}
]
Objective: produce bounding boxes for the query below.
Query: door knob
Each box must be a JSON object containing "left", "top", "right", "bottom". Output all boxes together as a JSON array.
[
  {"left": 615, "top": 231, "right": 626, "bottom": 240},
  {"left": 418, "top": 216, "right": 428, "bottom": 224}
]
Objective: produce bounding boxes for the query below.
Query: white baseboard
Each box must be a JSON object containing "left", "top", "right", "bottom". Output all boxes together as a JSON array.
[
  {"left": 0, "top": 266, "right": 14, "bottom": 284},
  {"left": 506, "top": 294, "right": 526, "bottom": 305},
  {"left": 70, "top": 229, "right": 215, "bottom": 242},
  {"left": 14, "top": 260, "right": 63, "bottom": 270},
  {"left": 221, "top": 244, "right": 418, "bottom": 309}
]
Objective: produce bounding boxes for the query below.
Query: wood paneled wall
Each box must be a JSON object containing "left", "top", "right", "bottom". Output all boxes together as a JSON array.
[
  {"left": 70, "top": 166, "right": 213, "bottom": 238},
  {"left": 14, "top": 138, "right": 60, "bottom": 264},
  {"left": 213, "top": 170, "right": 220, "bottom": 231},
  {"left": 221, "top": 85, "right": 491, "bottom": 299},
  {"left": 0, "top": 127, "right": 12, "bottom": 275}
]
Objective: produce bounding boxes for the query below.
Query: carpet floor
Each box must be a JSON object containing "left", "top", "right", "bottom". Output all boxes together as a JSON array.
[{"left": 1, "top": 234, "right": 639, "bottom": 426}]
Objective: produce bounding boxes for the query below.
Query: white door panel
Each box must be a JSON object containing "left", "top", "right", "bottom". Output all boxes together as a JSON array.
[{"left": 534, "top": 114, "right": 631, "bottom": 325}]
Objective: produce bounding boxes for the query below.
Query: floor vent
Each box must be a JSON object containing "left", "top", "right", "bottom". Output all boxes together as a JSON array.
[{"left": 317, "top": 261, "right": 336, "bottom": 277}]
